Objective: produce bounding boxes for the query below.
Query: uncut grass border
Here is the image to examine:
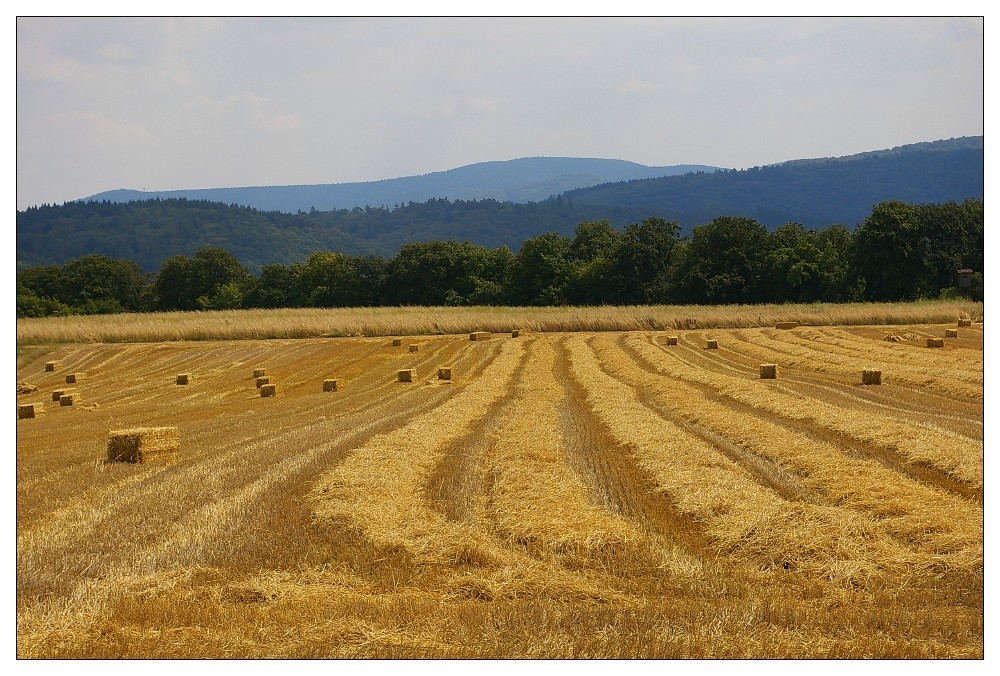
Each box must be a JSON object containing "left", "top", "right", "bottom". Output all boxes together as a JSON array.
[{"left": 16, "top": 300, "right": 982, "bottom": 345}]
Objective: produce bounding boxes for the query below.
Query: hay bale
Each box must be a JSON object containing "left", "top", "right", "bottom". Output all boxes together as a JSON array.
[
  {"left": 18, "top": 403, "right": 44, "bottom": 419},
  {"left": 260, "top": 383, "right": 278, "bottom": 397},
  {"left": 958, "top": 319, "right": 972, "bottom": 327},
  {"left": 408, "top": 344, "right": 420, "bottom": 353},
  {"left": 470, "top": 331, "right": 491, "bottom": 341},
  {"left": 398, "top": 369, "right": 415, "bottom": 383},
  {"left": 107, "top": 427, "right": 180, "bottom": 464},
  {"left": 666, "top": 336, "right": 678, "bottom": 346},
  {"left": 945, "top": 328, "right": 959, "bottom": 338},
  {"left": 926, "top": 337, "right": 944, "bottom": 348},
  {"left": 511, "top": 330, "right": 520, "bottom": 338},
  {"left": 323, "top": 379, "right": 339, "bottom": 392},
  {"left": 392, "top": 338, "right": 402, "bottom": 347},
  {"left": 44, "top": 361, "right": 60, "bottom": 372},
  {"left": 52, "top": 388, "right": 72, "bottom": 402},
  {"left": 759, "top": 364, "right": 777, "bottom": 379},
  {"left": 176, "top": 374, "right": 190, "bottom": 385},
  {"left": 706, "top": 339, "right": 718, "bottom": 350},
  {"left": 255, "top": 376, "right": 271, "bottom": 388},
  {"left": 437, "top": 367, "right": 452, "bottom": 381},
  {"left": 862, "top": 369, "right": 882, "bottom": 385},
  {"left": 253, "top": 368, "right": 266, "bottom": 379},
  {"left": 17, "top": 382, "right": 38, "bottom": 395},
  {"left": 59, "top": 393, "right": 77, "bottom": 406},
  {"left": 775, "top": 321, "right": 800, "bottom": 330},
  {"left": 65, "top": 373, "right": 85, "bottom": 384}
]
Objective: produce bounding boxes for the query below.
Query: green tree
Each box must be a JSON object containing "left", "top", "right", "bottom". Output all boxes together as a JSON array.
[
  {"left": 608, "top": 216, "right": 682, "bottom": 304},
  {"left": 672, "top": 216, "right": 772, "bottom": 304},
  {"left": 851, "top": 201, "right": 929, "bottom": 301},
  {"left": 508, "top": 232, "right": 573, "bottom": 306}
]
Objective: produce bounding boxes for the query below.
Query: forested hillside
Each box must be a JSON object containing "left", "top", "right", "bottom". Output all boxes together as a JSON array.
[{"left": 561, "top": 138, "right": 983, "bottom": 228}]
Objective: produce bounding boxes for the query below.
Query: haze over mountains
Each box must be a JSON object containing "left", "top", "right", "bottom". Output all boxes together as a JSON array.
[
  {"left": 83, "top": 158, "right": 719, "bottom": 213},
  {"left": 18, "top": 136, "right": 983, "bottom": 273}
]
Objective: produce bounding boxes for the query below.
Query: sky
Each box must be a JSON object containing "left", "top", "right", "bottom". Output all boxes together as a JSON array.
[{"left": 15, "top": 14, "right": 985, "bottom": 211}]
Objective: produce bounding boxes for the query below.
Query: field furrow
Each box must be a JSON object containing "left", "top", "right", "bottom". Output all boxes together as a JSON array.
[
  {"left": 599, "top": 334, "right": 982, "bottom": 572},
  {"left": 644, "top": 334, "right": 982, "bottom": 490}
]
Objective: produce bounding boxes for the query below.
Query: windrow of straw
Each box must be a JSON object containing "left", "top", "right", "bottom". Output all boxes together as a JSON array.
[
  {"left": 16, "top": 301, "right": 982, "bottom": 344},
  {"left": 735, "top": 328, "right": 982, "bottom": 399},
  {"left": 589, "top": 334, "right": 982, "bottom": 572},
  {"left": 565, "top": 335, "right": 933, "bottom": 582},
  {"left": 309, "top": 338, "right": 528, "bottom": 566},
  {"left": 626, "top": 333, "right": 983, "bottom": 489}
]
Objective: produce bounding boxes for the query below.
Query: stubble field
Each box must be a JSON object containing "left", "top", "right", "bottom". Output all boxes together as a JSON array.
[{"left": 15, "top": 313, "right": 983, "bottom": 658}]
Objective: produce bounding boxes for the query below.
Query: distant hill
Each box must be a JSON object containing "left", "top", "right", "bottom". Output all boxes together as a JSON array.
[
  {"left": 560, "top": 137, "right": 983, "bottom": 228},
  {"left": 82, "top": 157, "right": 718, "bottom": 213},
  {"left": 18, "top": 137, "right": 983, "bottom": 273}
]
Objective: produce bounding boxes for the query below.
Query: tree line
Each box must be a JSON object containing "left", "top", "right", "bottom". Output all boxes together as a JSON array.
[{"left": 16, "top": 199, "right": 983, "bottom": 318}]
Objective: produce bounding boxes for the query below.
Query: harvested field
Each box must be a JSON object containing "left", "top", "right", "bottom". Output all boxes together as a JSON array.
[{"left": 15, "top": 321, "right": 983, "bottom": 659}]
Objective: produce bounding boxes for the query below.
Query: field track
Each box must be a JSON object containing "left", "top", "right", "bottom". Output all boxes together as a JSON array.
[{"left": 16, "top": 323, "right": 983, "bottom": 658}]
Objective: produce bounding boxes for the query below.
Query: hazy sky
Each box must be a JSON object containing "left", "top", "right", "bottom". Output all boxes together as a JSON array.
[{"left": 16, "top": 16, "right": 984, "bottom": 210}]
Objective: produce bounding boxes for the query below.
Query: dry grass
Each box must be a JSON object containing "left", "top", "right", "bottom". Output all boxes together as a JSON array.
[
  {"left": 15, "top": 323, "right": 982, "bottom": 659},
  {"left": 16, "top": 300, "right": 982, "bottom": 344}
]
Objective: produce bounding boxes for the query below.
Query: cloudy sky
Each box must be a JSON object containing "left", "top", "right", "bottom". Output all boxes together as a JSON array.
[{"left": 16, "top": 15, "right": 984, "bottom": 210}]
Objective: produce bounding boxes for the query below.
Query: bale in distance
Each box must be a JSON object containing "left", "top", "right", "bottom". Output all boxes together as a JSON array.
[
  {"left": 176, "top": 374, "right": 190, "bottom": 385},
  {"left": 107, "top": 427, "right": 180, "bottom": 464},
  {"left": 470, "top": 331, "right": 491, "bottom": 341},
  {"left": 759, "top": 364, "right": 777, "bottom": 379},
  {"left": 945, "top": 329, "right": 959, "bottom": 338},
  {"left": 511, "top": 330, "right": 520, "bottom": 338},
  {"left": 926, "top": 337, "right": 945, "bottom": 348},
  {"left": 437, "top": 367, "right": 452, "bottom": 381},
  {"left": 706, "top": 339, "right": 719, "bottom": 350},
  {"left": 44, "top": 361, "right": 60, "bottom": 372},
  {"left": 862, "top": 369, "right": 882, "bottom": 385},
  {"left": 65, "top": 373, "right": 85, "bottom": 384},
  {"left": 255, "top": 376, "right": 271, "bottom": 388},
  {"left": 775, "top": 322, "right": 800, "bottom": 330},
  {"left": 398, "top": 369, "right": 415, "bottom": 383},
  {"left": 958, "top": 319, "right": 972, "bottom": 327},
  {"left": 666, "top": 336, "right": 678, "bottom": 346},
  {"left": 392, "top": 338, "right": 402, "bottom": 347},
  {"left": 260, "top": 383, "right": 279, "bottom": 397},
  {"left": 18, "top": 403, "right": 44, "bottom": 419},
  {"left": 52, "top": 388, "right": 72, "bottom": 402},
  {"left": 323, "top": 379, "right": 339, "bottom": 392},
  {"left": 253, "top": 368, "right": 266, "bottom": 379},
  {"left": 59, "top": 393, "right": 77, "bottom": 406},
  {"left": 408, "top": 344, "right": 420, "bottom": 353}
]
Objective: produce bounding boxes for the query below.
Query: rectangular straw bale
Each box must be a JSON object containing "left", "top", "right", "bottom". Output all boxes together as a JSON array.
[
  {"left": 706, "top": 339, "right": 719, "bottom": 349},
  {"left": 253, "top": 368, "right": 266, "bottom": 379},
  {"left": 666, "top": 336, "right": 678, "bottom": 345},
  {"left": 398, "top": 369, "right": 415, "bottom": 383},
  {"left": 45, "top": 361, "right": 60, "bottom": 372},
  {"left": 437, "top": 367, "right": 452, "bottom": 380},
  {"left": 408, "top": 344, "right": 419, "bottom": 352},
  {"left": 775, "top": 321, "right": 800, "bottom": 330},
  {"left": 52, "top": 388, "right": 72, "bottom": 401},
  {"left": 107, "top": 426, "right": 180, "bottom": 464},
  {"left": 392, "top": 338, "right": 402, "bottom": 347},
  {"left": 926, "top": 337, "right": 944, "bottom": 348},
  {"left": 255, "top": 376, "right": 271, "bottom": 388},
  {"left": 469, "top": 331, "right": 491, "bottom": 341},
  {"left": 59, "top": 393, "right": 77, "bottom": 406},
  {"left": 260, "top": 383, "right": 279, "bottom": 397},
  {"left": 958, "top": 319, "right": 972, "bottom": 327},
  {"left": 862, "top": 369, "right": 882, "bottom": 385},
  {"left": 759, "top": 364, "right": 777, "bottom": 379},
  {"left": 176, "top": 374, "right": 190, "bottom": 385},
  {"left": 511, "top": 330, "right": 520, "bottom": 338},
  {"left": 65, "top": 373, "right": 85, "bottom": 384},
  {"left": 323, "top": 379, "right": 339, "bottom": 392},
  {"left": 945, "top": 328, "right": 959, "bottom": 338},
  {"left": 18, "top": 403, "right": 43, "bottom": 419}
]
